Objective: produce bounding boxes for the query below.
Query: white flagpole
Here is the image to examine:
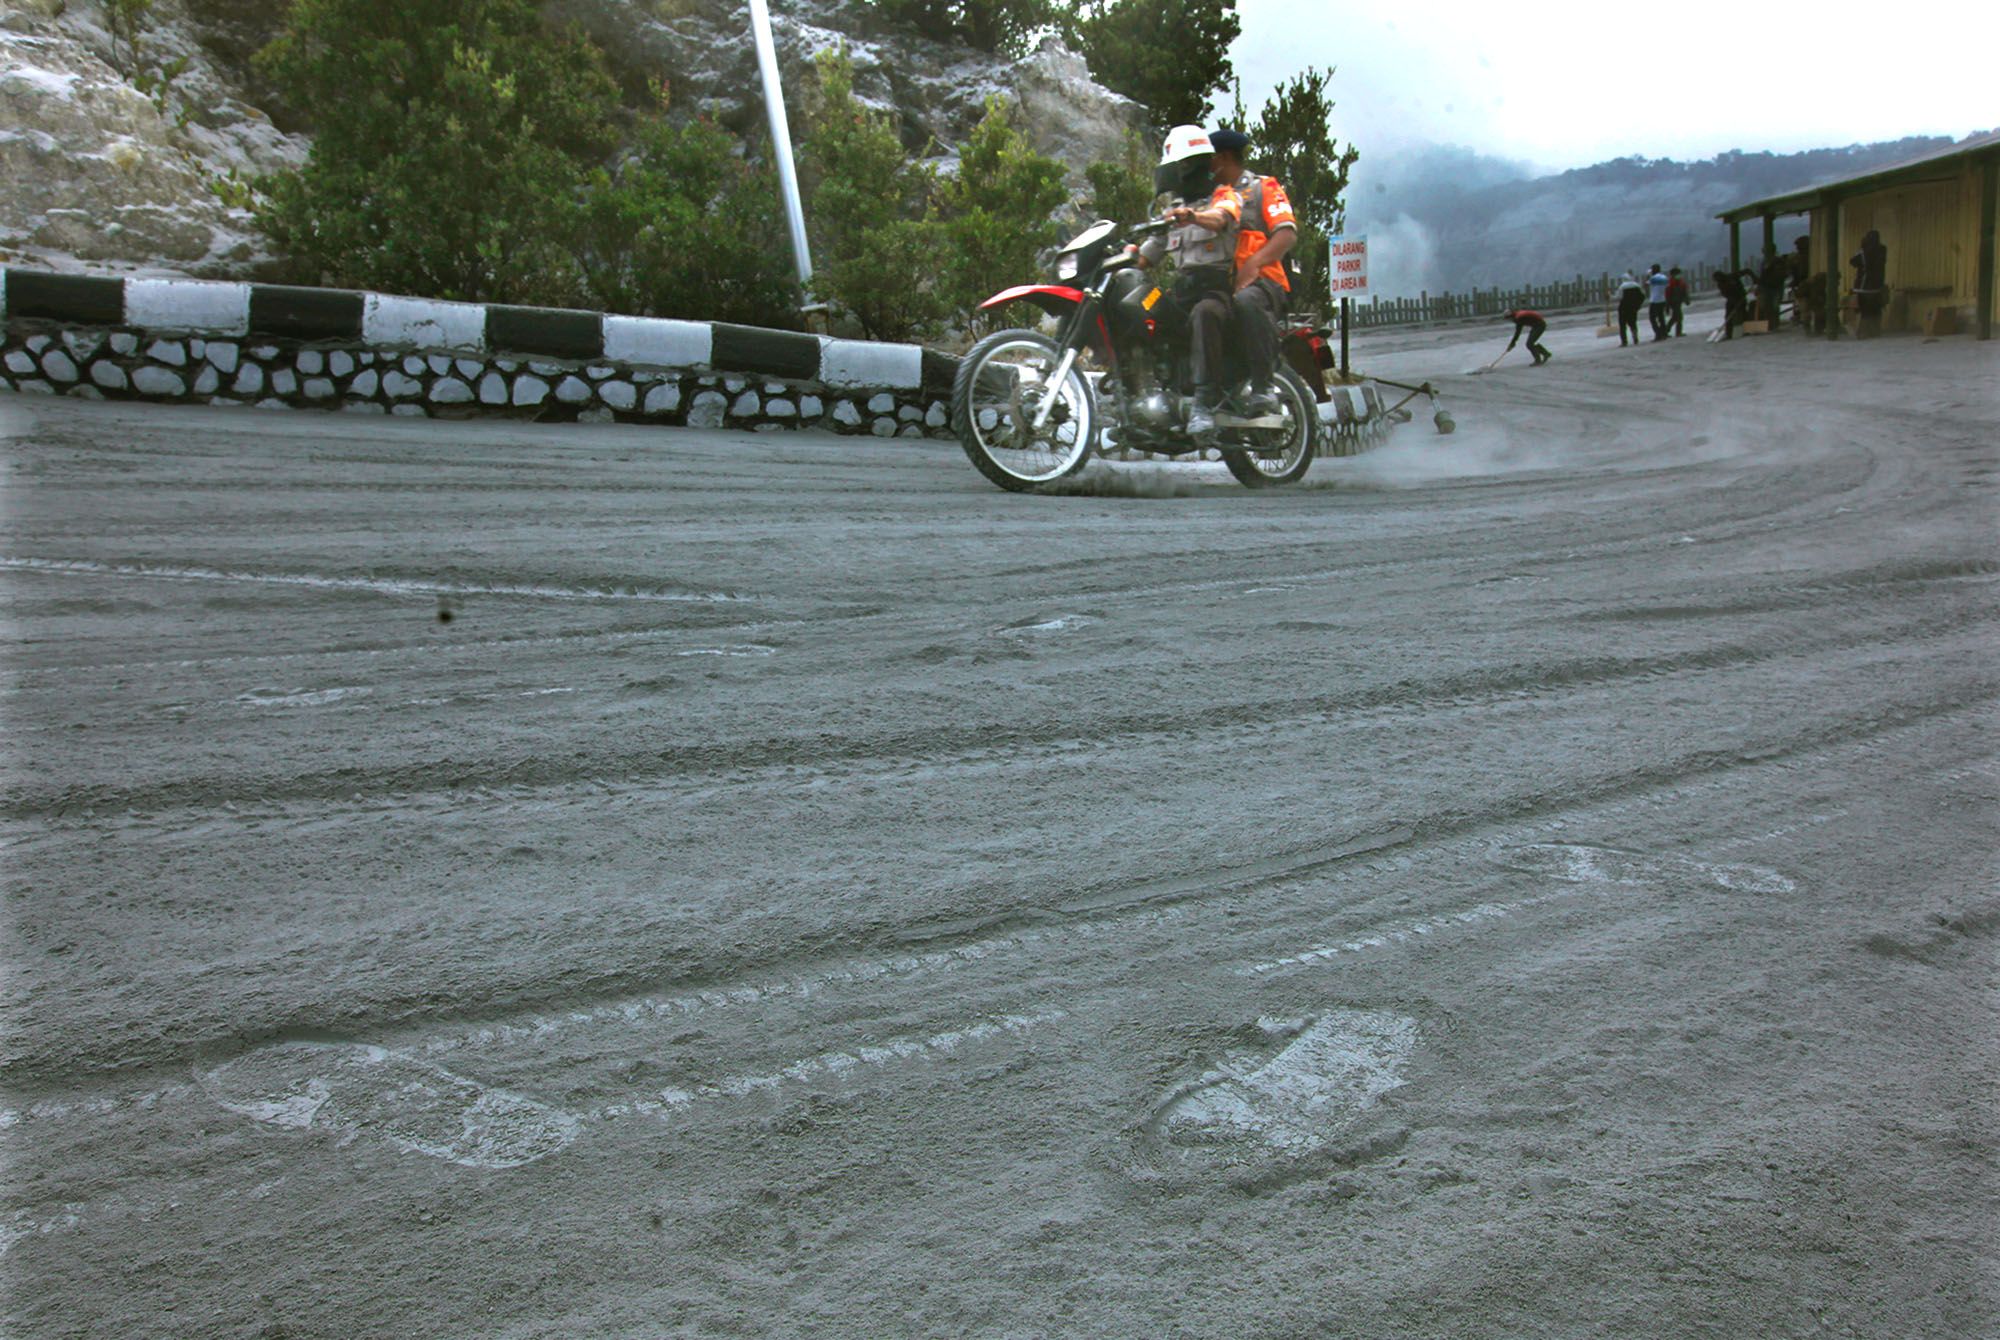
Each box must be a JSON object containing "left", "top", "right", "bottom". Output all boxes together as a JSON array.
[{"left": 747, "top": 0, "right": 813, "bottom": 293}]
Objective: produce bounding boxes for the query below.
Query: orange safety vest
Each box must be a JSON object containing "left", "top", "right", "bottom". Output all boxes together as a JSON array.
[{"left": 1233, "top": 172, "right": 1297, "bottom": 290}]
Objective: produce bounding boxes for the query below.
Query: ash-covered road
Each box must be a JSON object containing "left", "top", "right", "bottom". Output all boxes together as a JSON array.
[{"left": 3, "top": 331, "right": 1996, "bottom": 1338}]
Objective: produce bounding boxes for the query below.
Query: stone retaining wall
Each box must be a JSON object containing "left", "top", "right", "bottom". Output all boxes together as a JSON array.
[{"left": 0, "top": 269, "right": 959, "bottom": 437}]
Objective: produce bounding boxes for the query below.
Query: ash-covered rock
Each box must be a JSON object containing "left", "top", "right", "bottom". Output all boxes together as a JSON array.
[{"left": 3, "top": 0, "right": 1139, "bottom": 280}]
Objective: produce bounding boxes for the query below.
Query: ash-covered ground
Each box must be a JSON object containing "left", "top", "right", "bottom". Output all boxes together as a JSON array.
[{"left": 2, "top": 325, "right": 1996, "bottom": 1338}]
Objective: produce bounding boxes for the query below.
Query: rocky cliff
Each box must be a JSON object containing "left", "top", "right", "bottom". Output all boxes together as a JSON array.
[
  {"left": 0, "top": 0, "right": 1143, "bottom": 280},
  {"left": 1, "top": 0, "right": 306, "bottom": 276}
]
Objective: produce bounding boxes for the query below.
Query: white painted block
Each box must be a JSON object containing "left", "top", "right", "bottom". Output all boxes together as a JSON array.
[
  {"left": 819, "top": 338, "right": 922, "bottom": 390},
  {"left": 364, "top": 294, "right": 486, "bottom": 353},
  {"left": 125, "top": 279, "right": 251, "bottom": 335},
  {"left": 602, "top": 316, "right": 710, "bottom": 369}
]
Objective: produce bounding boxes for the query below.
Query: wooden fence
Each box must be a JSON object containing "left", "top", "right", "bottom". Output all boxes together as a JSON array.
[{"left": 1343, "top": 262, "right": 1721, "bottom": 330}]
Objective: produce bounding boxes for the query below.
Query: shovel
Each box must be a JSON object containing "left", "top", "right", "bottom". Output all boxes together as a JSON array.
[{"left": 1469, "top": 347, "right": 1510, "bottom": 376}]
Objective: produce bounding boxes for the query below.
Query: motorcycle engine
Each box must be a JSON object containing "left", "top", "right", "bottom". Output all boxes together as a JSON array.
[{"left": 1130, "top": 392, "right": 1176, "bottom": 429}]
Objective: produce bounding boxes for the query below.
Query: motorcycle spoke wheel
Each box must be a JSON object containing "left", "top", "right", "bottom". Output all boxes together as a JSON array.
[
  {"left": 1222, "top": 368, "right": 1317, "bottom": 488},
  {"left": 952, "top": 332, "right": 1095, "bottom": 491}
]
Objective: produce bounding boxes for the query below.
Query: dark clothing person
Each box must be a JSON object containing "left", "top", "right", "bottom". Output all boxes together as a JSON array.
[
  {"left": 1757, "top": 249, "right": 1790, "bottom": 328},
  {"left": 1789, "top": 237, "right": 1822, "bottom": 332},
  {"left": 1851, "top": 229, "right": 1888, "bottom": 337},
  {"left": 1712, "top": 268, "right": 1750, "bottom": 340},
  {"left": 1167, "top": 267, "right": 1235, "bottom": 400},
  {"left": 1231, "top": 276, "right": 1287, "bottom": 405},
  {"left": 1505, "top": 309, "right": 1552, "bottom": 365},
  {"left": 1665, "top": 270, "right": 1690, "bottom": 336},
  {"left": 1616, "top": 274, "right": 1646, "bottom": 346}
]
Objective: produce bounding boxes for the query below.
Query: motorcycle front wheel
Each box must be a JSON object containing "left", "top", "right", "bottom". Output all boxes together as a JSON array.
[
  {"left": 951, "top": 329, "right": 1098, "bottom": 493},
  {"left": 1220, "top": 365, "right": 1318, "bottom": 488}
]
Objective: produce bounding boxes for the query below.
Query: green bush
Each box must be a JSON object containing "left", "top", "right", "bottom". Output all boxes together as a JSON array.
[
  {"left": 860, "top": 0, "right": 1054, "bottom": 56},
  {"left": 1083, "top": 132, "right": 1159, "bottom": 227},
  {"left": 1070, "top": 0, "right": 1241, "bottom": 128},
  {"left": 936, "top": 97, "right": 1070, "bottom": 329},
  {"left": 1250, "top": 67, "right": 1360, "bottom": 305},
  {"left": 799, "top": 49, "right": 949, "bottom": 342},
  {"left": 254, "top": 0, "right": 620, "bottom": 305},
  {"left": 574, "top": 103, "right": 801, "bottom": 328}
]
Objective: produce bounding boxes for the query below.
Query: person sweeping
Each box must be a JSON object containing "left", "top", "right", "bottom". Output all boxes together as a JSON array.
[{"left": 1502, "top": 308, "right": 1553, "bottom": 366}]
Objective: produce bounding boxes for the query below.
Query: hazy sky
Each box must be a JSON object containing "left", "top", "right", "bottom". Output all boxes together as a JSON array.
[{"left": 1232, "top": 0, "right": 2000, "bottom": 171}]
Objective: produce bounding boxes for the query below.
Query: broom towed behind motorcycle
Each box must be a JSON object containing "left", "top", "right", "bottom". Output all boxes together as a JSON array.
[{"left": 949, "top": 217, "right": 1324, "bottom": 493}]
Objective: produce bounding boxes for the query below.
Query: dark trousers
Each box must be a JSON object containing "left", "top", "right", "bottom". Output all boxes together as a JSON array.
[
  {"left": 1618, "top": 295, "right": 1643, "bottom": 345},
  {"left": 1522, "top": 322, "right": 1549, "bottom": 361},
  {"left": 1760, "top": 285, "right": 1785, "bottom": 327},
  {"left": 1169, "top": 269, "right": 1232, "bottom": 397},
  {"left": 1648, "top": 301, "right": 1668, "bottom": 339},
  {"left": 1231, "top": 277, "right": 1287, "bottom": 391},
  {"left": 1668, "top": 301, "right": 1685, "bottom": 336},
  {"left": 1855, "top": 289, "right": 1886, "bottom": 338},
  {"left": 1721, "top": 296, "right": 1745, "bottom": 339}
]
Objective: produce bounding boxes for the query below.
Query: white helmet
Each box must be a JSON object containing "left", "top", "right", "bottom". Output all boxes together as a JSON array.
[{"left": 1156, "top": 123, "right": 1215, "bottom": 199}]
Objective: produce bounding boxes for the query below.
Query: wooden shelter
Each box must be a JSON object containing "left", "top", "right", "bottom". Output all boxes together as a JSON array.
[{"left": 1717, "top": 132, "right": 2000, "bottom": 339}]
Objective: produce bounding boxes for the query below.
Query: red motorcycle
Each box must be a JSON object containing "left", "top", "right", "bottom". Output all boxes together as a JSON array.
[{"left": 950, "top": 218, "right": 1332, "bottom": 492}]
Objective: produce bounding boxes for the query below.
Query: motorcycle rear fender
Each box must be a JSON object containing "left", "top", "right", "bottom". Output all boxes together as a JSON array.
[{"left": 1280, "top": 327, "right": 1331, "bottom": 401}]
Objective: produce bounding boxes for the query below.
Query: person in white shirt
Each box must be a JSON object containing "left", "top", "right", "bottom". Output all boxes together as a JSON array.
[{"left": 1646, "top": 264, "right": 1670, "bottom": 341}]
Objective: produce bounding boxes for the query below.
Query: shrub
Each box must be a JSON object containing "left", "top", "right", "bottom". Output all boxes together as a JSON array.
[
  {"left": 1250, "top": 67, "right": 1360, "bottom": 305},
  {"left": 799, "top": 49, "right": 949, "bottom": 342},
  {"left": 936, "top": 97, "right": 1070, "bottom": 329},
  {"left": 254, "top": 0, "right": 620, "bottom": 305},
  {"left": 1083, "top": 132, "right": 1159, "bottom": 227},
  {"left": 860, "top": 0, "right": 1055, "bottom": 56},
  {"left": 1069, "top": 0, "right": 1240, "bottom": 129},
  {"left": 574, "top": 102, "right": 801, "bottom": 328}
]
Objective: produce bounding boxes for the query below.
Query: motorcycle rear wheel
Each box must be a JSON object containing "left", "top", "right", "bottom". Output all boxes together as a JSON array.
[
  {"left": 1220, "top": 365, "right": 1318, "bottom": 488},
  {"left": 951, "top": 329, "right": 1098, "bottom": 493}
]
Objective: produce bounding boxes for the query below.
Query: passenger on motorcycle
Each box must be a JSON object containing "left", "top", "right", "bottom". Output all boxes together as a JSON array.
[
  {"left": 1210, "top": 127, "right": 1297, "bottom": 417},
  {"left": 1133, "top": 123, "right": 1242, "bottom": 443}
]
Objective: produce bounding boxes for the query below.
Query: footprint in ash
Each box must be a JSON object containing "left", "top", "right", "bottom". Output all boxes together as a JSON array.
[
  {"left": 1499, "top": 843, "right": 1794, "bottom": 894},
  {"left": 1153, "top": 1010, "right": 1418, "bottom": 1155},
  {"left": 199, "top": 1041, "right": 578, "bottom": 1169}
]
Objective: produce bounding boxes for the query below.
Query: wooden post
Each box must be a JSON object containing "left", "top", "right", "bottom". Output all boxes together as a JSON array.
[
  {"left": 1824, "top": 195, "right": 1841, "bottom": 340},
  {"left": 1978, "top": 154, "right": 1997, "bottom": 341},
  {"left": 1761, "top": 214, "right": 1777, "bottom": 326},
  {"left": 1340, "top": 296, "right": 1351, "bottom": 375},
  {"left": 1729, "top": 218, "right": 1740, "bottom": 276}
]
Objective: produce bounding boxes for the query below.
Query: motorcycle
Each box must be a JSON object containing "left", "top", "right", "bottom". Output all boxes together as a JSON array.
[{"left": 950, "top": 217, "right": 1332, "bottom": 493}]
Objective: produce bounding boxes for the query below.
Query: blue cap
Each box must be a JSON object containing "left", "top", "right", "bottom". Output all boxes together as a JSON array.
[{"left": 1210, "top": 127, "right": 1250, "bottom": 154}]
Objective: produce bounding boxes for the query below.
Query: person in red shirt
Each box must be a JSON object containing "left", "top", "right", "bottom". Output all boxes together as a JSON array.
[
  {"left": 1503, "top": 308, "right": 1552, "bottom": 365},
  {"left": 1209, "top": 127, "right": 1296, "bottom": 415},
  {"left": 1665, "top": 267, "right": 1691, "bottom": 337}
]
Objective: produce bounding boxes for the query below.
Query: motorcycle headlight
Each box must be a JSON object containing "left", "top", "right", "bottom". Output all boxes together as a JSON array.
[{"left": 1056, "top": 253, "right": 1079, "bottom": 281}]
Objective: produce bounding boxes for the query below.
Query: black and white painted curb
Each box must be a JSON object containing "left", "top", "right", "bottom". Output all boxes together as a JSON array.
[{"left": 0, "top": 269, "right": 960, "bottom": 437}]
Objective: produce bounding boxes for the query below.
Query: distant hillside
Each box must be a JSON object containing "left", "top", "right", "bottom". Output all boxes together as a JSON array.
[{"left": 1346, "top": 135, "right": 1989, "bottom": 297}]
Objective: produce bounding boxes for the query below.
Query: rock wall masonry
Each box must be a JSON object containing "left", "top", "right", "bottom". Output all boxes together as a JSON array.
[{"left": 0, "top": 269, "right": 958, "bottom": 439}]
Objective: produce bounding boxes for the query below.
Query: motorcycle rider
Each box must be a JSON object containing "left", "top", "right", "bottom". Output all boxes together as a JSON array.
[
  {"left": 1210, "top": 127, "right": 1297, "bottom": 417},
  {"left": 1134, "top": 124, "right": 1242, "bottom": 443}
]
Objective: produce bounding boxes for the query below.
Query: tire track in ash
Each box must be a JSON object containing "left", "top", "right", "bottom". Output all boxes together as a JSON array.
[
  {"left": 3, "top": 692, "right": 1983, "bottom": 1092},
  {"left": 6, "top": 698, "right": 1977, "bottom": 1276},
  {"left": 0, "top": 557, "right": 752, "bottom": 606},
  {"left": 7, "top": 595, "right": 1987, "bottom": 822}
]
